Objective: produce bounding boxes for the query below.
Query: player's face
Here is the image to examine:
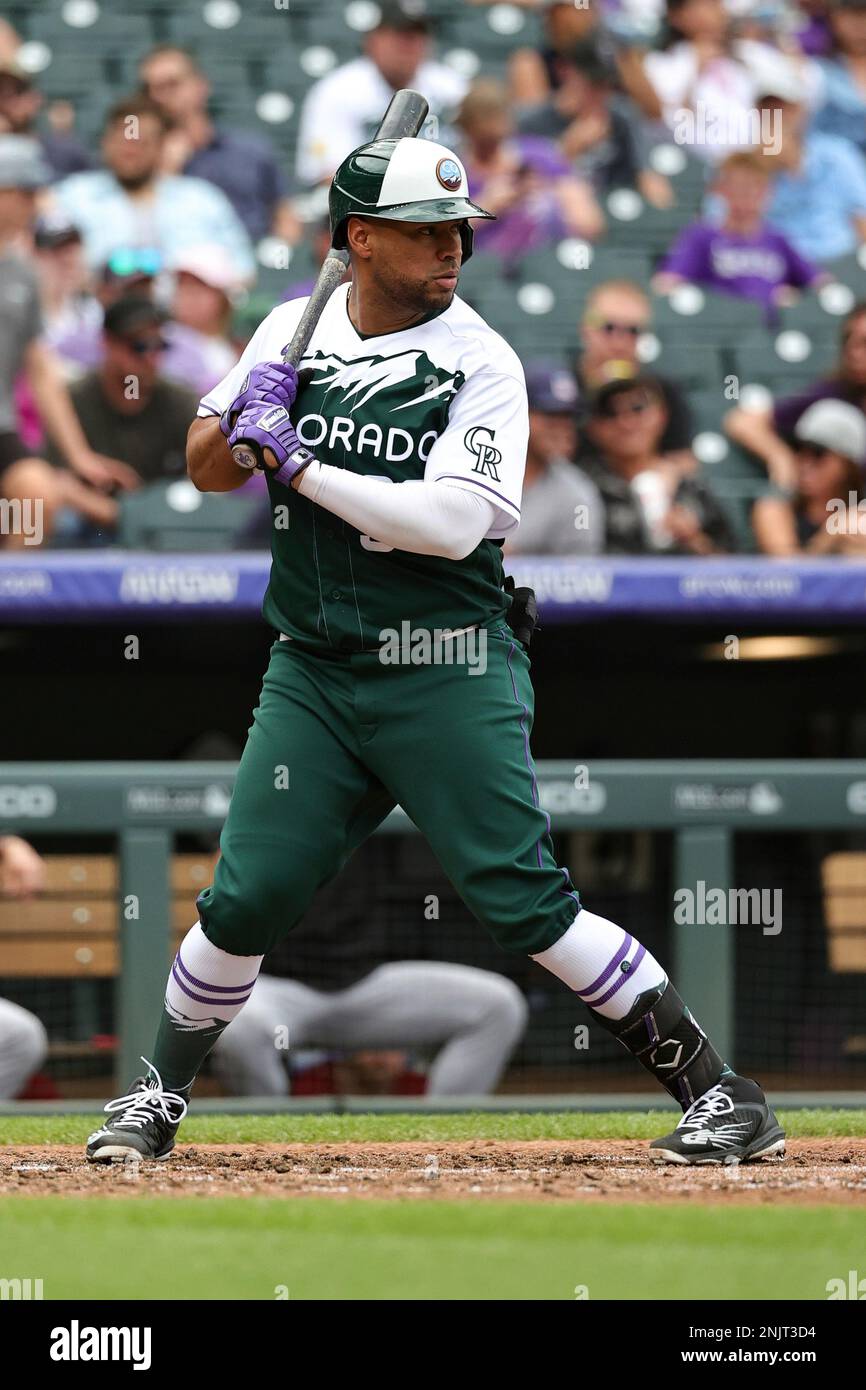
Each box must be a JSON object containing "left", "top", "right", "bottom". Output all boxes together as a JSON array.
[{"left": 361, "top": 217, "right": 464, "bottom": 312}]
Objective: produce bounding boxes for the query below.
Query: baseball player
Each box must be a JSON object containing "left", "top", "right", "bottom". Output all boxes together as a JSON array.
[{"left": 87, "top": 136, "right": 785, "bottom": 1166}]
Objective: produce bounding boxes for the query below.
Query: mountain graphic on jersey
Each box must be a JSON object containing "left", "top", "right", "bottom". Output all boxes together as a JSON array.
[{"left": 291, "top": 348, "right": 465, "bottom": 479}]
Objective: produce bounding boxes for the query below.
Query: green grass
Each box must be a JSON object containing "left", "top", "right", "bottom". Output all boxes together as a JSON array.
[
  {"left": 1, "top": 1197, "right": 862, "bottom": 1300},
  {"left": 1, "top": 1108, "right": 864, "bottom": 1146}
]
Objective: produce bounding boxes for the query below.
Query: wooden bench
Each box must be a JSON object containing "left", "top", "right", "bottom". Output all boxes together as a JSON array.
[
  {"left": 0, "top": 853, "right": 219, "bottom": 978},
  {"left": 821, "top": 853, "right": 866, "bottom": 972}
]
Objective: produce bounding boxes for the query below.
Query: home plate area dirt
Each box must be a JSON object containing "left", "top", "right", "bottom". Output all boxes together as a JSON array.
[{"left": 2, "top": 1139, "right": 865, "bottom": 1203}]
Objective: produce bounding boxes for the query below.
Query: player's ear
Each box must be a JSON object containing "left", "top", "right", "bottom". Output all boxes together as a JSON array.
[{"left": 346, "top": 216, "right": 373, "bottom": 260}]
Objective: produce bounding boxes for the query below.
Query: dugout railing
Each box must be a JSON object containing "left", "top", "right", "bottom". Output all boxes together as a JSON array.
[{"left": 1, "top": 760, "right": 865, "bottom": 1094}]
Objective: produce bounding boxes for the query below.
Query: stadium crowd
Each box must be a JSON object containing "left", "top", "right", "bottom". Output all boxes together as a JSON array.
[{"left": 2, "top": 0, "right": 866, "bottom": 557}]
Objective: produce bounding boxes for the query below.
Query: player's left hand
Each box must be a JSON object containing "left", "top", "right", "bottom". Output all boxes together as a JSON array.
[{"left": 228, "top": 401, "right": 316, "bottom": 487}]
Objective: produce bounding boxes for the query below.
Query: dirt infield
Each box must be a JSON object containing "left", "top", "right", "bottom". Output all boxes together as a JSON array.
[{"left": 1, "top": 1138, "right": 865, "bottom": 1203}]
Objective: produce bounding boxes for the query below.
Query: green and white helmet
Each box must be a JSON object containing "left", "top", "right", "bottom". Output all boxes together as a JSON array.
[{"left": 329, "top": 136, "right": 493, "bottom": 262}]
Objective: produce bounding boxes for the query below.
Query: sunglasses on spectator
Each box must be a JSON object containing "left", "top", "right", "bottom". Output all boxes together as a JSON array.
[
  {"left": 585, "top": 319, "right": 645, "bottom": 337},
  {"left": 121, "top": 335, "right": 167, "bottom": 355},
  {"left": 106, "top": 249, "right": 163, "bottom": 279}
]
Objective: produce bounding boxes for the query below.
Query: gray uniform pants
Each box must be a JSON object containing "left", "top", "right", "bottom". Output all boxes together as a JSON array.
[
  {"left": 0, "top": 998, "right": 48, "bottom": 1099},
  {"left": 213, "top": 961, "right": 528, "bottom": 1096}
]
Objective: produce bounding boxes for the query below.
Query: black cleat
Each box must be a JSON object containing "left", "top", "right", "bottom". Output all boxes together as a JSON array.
[
  {"left": 86, "top": 1059, "right": 189, "bottom": 1163},
  {"left": 650, "top": 1075, "right": 786, "bottom": 1165}
]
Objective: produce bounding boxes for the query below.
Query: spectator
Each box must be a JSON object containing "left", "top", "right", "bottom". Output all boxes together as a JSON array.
[
  {"left": 752, "top": 398, "right": 866, "bottom": 553},
  {"left": 758, "top": 83, "right": 866, "bottom": 262},
  {"left": 726, "top": 301, "right": 866, "bottom": 489},
  {"left": 53, "top": 97, "right": 255, "bottom": 284},
  {"left": 508, "top": 1, "right": 661, "bottom": 119},
  {"left": 0, "top": 57, "right": 93, "bottom": 177},
  {"left": 165, "top": 247, "right": 241, "bottom": 394},
  {"left": 46, "top": 246, "right": 229, "bottom": 399},
  {"left": 0, "top": 137, "right": 133, "bottom": 547},
  {"left": 584, "top": 372, "right": 735, "bottom": 554},
  {"left": 456, "top": 78, "right": 604, "bottom": 263},
  {"left": 139, "top": 46, "right": 300, "bottom": 246},
  {"left": 50, "top": 296, "right": 198, "bottom": 497},
  {"left": 33, "top": 212, "right": 102, "bottom": 358},
  {"left": 295, "top": 0, "right": 466, "bottom": 187},
  {"left": 810, "top": 0, "right": 866, "bottom": 154},
  {"left": 517, "top": 41, "right": 674, "bottom": 207},
  {"left": 0, "top": 836, "right": 48, "bottom": 1099},
  {"left": 505, "top": 363, "right": 604, "bottom": 556},
  {"left": 575, "top": 280, "right": 694, "bottom": 464},
  {"left": 213, "top": 850, "right": 527, "bottom": 1098},
  {"left": 654, "top": 151, "right": 824, "bottom": 318},
  {"left": 643, "top": 0, "right": 804, "bottom": 160}
]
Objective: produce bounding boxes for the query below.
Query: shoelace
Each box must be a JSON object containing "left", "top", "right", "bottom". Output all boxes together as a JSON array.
[
  {"left": 677, "top": 1083, "right": 732, "bottom": 1130},
  {"left": 102, "top": 1057, "right": 189, "bottom": 1131}
]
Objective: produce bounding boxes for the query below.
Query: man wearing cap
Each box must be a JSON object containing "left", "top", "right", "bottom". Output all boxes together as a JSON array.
[
  {"left": 295, "top": 0, "right": 467, "bottom": 187},
  {"left": 752, "top": 397, "right": 866, "bottom": 554},
  {"left": 87, "top": 132, "right": 784, "bottom": 1171},
  {"left": 53, "top": 296, "right": 199, "bottom": 490},
  {"left": 0, "top": 135, "right": 137, "bottom": 545},
  {"left": 0, "top": 57, "right": 93, "bottom": 178},
  {"left": 505, "top": 363, "right": 603, "bottom": 556}
]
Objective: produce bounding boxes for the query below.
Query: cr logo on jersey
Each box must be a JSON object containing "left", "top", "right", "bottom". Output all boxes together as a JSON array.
[{"left": 465, "top": 426, "right": 502, "bottom": 481}]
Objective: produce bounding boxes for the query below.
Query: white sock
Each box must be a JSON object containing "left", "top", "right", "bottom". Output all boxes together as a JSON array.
[
  {"left": 531, "top": 909, "right": 665, "bottom": 1021},
  {"left": 164, "top": 923, "right": 263, "bottom": 1031}
]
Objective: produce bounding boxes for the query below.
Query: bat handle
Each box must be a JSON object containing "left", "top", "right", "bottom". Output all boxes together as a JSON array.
[{"left": 283, "top": 249, "right": 350, "bottom": 367}]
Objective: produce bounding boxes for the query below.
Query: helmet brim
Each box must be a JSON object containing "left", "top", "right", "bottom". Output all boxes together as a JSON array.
[{"left": 333, "top": 197, "right": 493, "bottom": 246}]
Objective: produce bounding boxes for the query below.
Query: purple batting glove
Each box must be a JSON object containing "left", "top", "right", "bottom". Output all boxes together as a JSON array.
[
  {"left": 228, "top": 402, "right": 317, "bottom": 486},
  {"left": 219, "top": 362, "right": 299, "bottom": 439}
]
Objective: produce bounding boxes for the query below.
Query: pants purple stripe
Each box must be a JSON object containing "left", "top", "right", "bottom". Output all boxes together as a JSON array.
[
  {"left": 577, "top": 933, "right": 633, "bottom": 1000},
  {"left": 176, "top": 949, "right": 258, "bottom": 995},
  {"left": 170, "top": 963, "right": 252, "bottom": 1010},
  {"left": 585, "top": 943, "right": 646, "bottom": 1009}
]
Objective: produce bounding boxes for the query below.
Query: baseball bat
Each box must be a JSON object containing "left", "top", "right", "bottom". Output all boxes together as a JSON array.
[{"left": 231, "top": 88, "right": 430, "bottom": 470}]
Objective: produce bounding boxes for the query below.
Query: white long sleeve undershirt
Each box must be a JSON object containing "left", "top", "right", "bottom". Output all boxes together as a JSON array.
[{"left": 295, "top": 462, "right": 497, "bottom": 561}]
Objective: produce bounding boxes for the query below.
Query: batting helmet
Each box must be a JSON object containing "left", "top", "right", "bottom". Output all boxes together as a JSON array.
[{"left": 329, "top": 137, "right": 493, "bottom": 262}]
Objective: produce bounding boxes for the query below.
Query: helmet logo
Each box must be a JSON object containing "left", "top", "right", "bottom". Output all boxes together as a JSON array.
[{"left": 436, "top": 157, "right": 462, "bottom": 191}]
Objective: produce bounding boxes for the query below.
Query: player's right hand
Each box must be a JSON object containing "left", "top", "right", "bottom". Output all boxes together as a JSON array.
[{"left": 219, "top": 362, "right": 299, "bottom": 439}]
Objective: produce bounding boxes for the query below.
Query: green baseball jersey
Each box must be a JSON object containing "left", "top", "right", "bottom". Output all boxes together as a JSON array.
[{"left": 199, "top": 285, "right": 528, "bottom": 651}]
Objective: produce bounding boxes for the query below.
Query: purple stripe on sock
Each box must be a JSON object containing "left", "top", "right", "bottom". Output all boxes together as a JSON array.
[
  {"left": 576, "top": 934, "right": 633, "bottom": 1000},
  {"left": 176, "top": 949, "right": 258, "bottom": 995},
  {"left": 585, "top": 943, "right": 647, "bottom": 1009},
  {"left": 170, "top": 963, "right": 252, "bottom": 1010}
]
